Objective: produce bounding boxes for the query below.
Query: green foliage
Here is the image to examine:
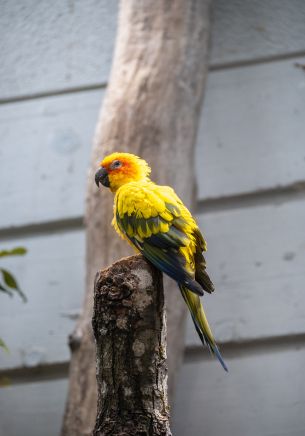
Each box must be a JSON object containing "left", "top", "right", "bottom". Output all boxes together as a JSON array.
[
  {"left": 0, "top": 247, "right": 27, "bottom": 351},
  {"left": 0, "top": 338, "right": 9, "bottom": 353},
  {"left": 0, "top": 268, "right": 27, "bottom": 302},
  {"left": 0, "top": 247, "right": 27, "bottom": 257}
]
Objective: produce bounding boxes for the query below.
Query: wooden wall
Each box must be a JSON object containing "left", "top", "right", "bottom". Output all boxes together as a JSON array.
[{"left": 1, "top": 1, "right": 305, "bottom": 435}]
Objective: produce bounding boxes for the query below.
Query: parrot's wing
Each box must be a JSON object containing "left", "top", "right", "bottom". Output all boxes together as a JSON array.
[{"left": 115, "top": 184, "right": 204, "bottom": 296}]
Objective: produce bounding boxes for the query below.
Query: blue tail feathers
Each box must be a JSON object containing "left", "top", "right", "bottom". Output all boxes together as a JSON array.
[{"left": 213, "top": 344, "right": 228, "bottom": 372}]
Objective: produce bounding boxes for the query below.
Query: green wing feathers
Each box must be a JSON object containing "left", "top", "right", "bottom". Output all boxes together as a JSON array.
[{"left": 194, "top": 253, "right": 215, "bottom": 294}]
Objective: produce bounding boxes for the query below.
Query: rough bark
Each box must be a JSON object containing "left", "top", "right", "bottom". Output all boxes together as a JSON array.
[
  {"left": 92, "top": 255, "right": 171, "bottom": 436},
  {"left": 62, "top": 1, "right": 212, "bottom": 435}
]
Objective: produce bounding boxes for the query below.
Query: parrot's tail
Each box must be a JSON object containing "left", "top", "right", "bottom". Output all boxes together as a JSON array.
[{"left": 179, "top": 285, "right": 228, "bottom": 372}]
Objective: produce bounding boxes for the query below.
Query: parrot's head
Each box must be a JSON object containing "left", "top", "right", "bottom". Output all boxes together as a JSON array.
[{"left": 95, "top": 152, "right": 151, "bottom": 192}]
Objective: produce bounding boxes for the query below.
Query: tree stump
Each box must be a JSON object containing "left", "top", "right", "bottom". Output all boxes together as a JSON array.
[{"left": 92, "top": 255, "right": 171, "bottom": 436}]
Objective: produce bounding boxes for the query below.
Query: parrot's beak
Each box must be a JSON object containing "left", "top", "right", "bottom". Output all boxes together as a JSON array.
[{"left": 95, "top": 167, "right": 110, "bottom": 188}]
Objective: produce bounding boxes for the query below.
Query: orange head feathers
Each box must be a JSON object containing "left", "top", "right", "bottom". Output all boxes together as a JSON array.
[{"left": 95, "top": 152, "right": 151, "bottom": 192}]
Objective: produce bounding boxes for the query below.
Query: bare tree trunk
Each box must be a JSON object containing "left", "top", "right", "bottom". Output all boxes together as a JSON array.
[
  {"left": 92, "top": 255, "right": 171, "bottom": 436},
  {"left": 62, "top": 1, "right": 211, "bottom": 435}
]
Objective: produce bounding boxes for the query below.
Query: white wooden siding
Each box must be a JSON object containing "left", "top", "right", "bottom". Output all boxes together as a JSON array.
[
  {"left": 1, "top": 0, "right": 305, "bottom": 100},
  {"left": 1, "top": 58, "right": 305, "bottom": 229},
  {"left": 196, "top": 57, "right": 305, "bottom": 199},
  {"left": 0, "top": 90, "right": 103, "bottom": 228},
  {"left": 0, "top": 0, "right": 118, "bottom": 99},
  {"left": 0, "top": 230, "right": 84, "bottom": 369},
  {"left": 173, "top": 346, "right": 305, "bottom": 436},
  {"left": 0, "top": 379, "right": 68, "bottom": 436},
  {"left": 211, "top": 0, "right": 305, "bottom": 66},
  {"left": 189, "top": 198, "right": 305, "bottom": 345},
  {"left": 1, "top": 1, "right": 305, "bottom": 435}
]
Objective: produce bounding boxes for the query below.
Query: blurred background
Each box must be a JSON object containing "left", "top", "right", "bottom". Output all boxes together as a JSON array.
[{"left": 1, "top": 1, "right": 305, "bottom": 435}]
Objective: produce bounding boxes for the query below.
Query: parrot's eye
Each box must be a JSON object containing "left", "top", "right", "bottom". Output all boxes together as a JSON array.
[{"left": 111, "top": 160, "right": 122, "bottom": 170}]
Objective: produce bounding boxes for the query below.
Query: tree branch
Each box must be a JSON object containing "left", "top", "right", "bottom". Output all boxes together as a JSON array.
[{"left": 62, "top": 1, "right": 212, "bottom": 434}]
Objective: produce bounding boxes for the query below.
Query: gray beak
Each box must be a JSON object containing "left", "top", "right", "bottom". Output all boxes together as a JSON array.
[{"left": 95, "top": 167, "right": 110, "bottom": 188}]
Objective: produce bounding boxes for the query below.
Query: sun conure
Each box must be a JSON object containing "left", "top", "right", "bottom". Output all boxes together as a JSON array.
[{"left": 95, "top": 152, "right": 228, "bottom": 371}]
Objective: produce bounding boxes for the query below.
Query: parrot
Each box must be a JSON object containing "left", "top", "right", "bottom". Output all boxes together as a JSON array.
[{"left": 95, "top": 152, "right": 228, "bottom": 371}]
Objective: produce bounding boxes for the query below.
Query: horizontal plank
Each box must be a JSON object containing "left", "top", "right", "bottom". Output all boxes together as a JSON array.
[
  {"left": 1, "top": 58, "right": 305, "bottom": 229},
  {"left": 1, "top": 0, "right": 305, "bottom": 99},
  {"left": 211, "top": 0, "right": 305, "bottom": 66},
  {"left": 0, "top": 378, "right": 67, "bottom": 436},
  {"left": 186, "top": 198, "right": 305, "bottom": 345},
  {"left": 0, "top": 0, "right": 118, "bottom": 99},
  {"left": 0, "top": 90, "right": 103, "bottom": 229},
  {"left": 173, "top": 345, "right": 305, "bottom": 436},
  {"left": 196, "top": 57, "right": 305, "bottom": 199},
  {"left": 0, "top": 230, "right": 85, "bottom": 370}
]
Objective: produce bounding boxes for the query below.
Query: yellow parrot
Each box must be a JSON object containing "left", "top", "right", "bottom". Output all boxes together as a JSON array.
[{"left": 95, "top": 152, "right": 227, "bottom": 371}]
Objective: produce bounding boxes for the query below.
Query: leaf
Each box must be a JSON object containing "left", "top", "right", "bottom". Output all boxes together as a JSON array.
[
  {"left": 11, "top": 247, "right": 27, "bottom": 255},
  {"left": 0, "top": 282, "right": 13, "bottom": 297},
  {"left": 0, "top": 247, "right": 27, "bottom": 257},
  {"left": 0, "top": 337, "right": 9, "bottom": 353},
  {"left": 1, "top": 269, "right": 18, "bottom": 289},
  {"left": 0, "top": 269, "right": 27, "bottom": 302}
]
